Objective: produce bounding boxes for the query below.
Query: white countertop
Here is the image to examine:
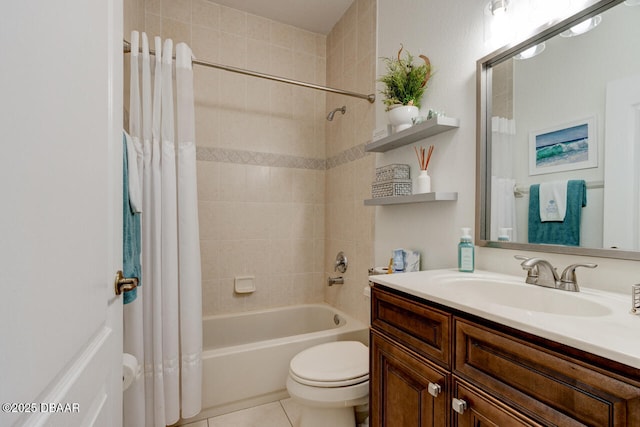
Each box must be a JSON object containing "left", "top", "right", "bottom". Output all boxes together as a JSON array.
[{"left": 369, "top": 269, "right": 640, "bottom": 369}]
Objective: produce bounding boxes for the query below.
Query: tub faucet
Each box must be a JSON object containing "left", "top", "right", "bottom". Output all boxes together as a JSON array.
[
  {"left": 516, "top": 256, "right": 597, "bottom": 292},
  {"left": 328, "top": 276, "right": 344, "bottom": 286}
]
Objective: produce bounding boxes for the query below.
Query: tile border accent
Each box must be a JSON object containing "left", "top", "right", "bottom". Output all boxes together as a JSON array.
[
  {"left": 326, "top": 144, "right": 368, "bottom": 169},
  {"left": 196, "top": 144, "right": 369, "bottom": 170}
]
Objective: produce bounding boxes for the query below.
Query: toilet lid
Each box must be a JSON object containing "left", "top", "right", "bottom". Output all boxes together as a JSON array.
[{"left": 289, "top": 341, "right": 369, "bottom": 387}]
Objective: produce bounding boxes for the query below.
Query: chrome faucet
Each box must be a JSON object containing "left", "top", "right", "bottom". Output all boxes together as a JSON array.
[
  {"left": 328, "top": 251, "right": 348, "bottom": 286},
  {"left": 515, "top": 256, "right": 597, "bottom": 292}
]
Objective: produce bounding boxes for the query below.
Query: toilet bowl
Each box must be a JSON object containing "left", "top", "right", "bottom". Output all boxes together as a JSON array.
[{"left": 286, "top": 341, "right": 369, "bottom": 427}]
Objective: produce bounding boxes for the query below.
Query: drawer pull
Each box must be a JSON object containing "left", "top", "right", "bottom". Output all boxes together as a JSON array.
[
  {"left": 428, "top": 382, "right": 441, "bottom": 397},
  {"left": 452, "top": 398, "right": 468, "bottom": 414}
]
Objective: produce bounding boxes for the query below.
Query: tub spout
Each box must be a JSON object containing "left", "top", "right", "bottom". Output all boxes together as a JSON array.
[{"left": 328, "top": 276, "right": 344, "bottom": 286}]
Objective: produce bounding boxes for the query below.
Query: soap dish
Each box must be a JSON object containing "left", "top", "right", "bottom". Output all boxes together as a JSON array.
[{"left": 235, "top": 276, "right": 256, "bottom": 294}]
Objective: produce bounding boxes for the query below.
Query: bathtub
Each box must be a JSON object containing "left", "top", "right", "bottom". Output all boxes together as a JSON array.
[{"left": 199, "top": 304, "right": 369, "bottom": 418}]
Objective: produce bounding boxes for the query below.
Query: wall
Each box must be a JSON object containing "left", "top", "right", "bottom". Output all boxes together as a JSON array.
[
  {"left": 141, "top": 0, "right": 329, "bottom": 315},
  {"left": 375, "top": 0, "right": 640, "bottom": 294},
  {"left": 124, "top": 0, "right": 144, "bottom": 37},
  {"left": 324, "top": 0, "right": 377, "bottom": 324},
  {"left": 374, "top": 0, "right": 487, "bottom": 270}
]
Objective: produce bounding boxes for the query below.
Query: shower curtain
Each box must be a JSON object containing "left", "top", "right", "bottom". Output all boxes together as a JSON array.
[
  {"left": 124, "top": 31, "right": 203, "bottom": 427},
  {"left": 490, "top": 116, "right": 518, "bottom": 242}
]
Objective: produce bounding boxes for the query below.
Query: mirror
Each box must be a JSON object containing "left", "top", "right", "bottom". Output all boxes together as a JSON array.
[{"left": 477, "top": 0, "right": 640, "bottom": 260}]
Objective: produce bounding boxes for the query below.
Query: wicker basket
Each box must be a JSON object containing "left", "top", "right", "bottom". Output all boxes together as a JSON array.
[
  {"left": 375, "top": 164, "right": 410, "bottom": 182},
  {"left": 371, "top": 179, "right": 412, "bottom": 198}
]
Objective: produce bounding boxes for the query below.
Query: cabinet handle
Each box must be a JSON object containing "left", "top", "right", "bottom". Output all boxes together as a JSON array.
[
  {"left": 452, "top": 398, "right": 468, "bottom": 414},
  {"left": 428, "top": 382, "right": 441, "bottom": 397}
]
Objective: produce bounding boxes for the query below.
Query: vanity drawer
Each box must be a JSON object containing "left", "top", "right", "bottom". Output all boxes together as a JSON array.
[
  {"left": 372, "top": 286, "right": 452, "bottom": 368},
  {"left": 454, "top": 319, "right": 640, "bottom": 426}
]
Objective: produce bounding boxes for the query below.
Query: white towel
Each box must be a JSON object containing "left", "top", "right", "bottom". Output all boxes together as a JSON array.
[{"left": 539, "top": 180, "right": 568, "bottom": 222}]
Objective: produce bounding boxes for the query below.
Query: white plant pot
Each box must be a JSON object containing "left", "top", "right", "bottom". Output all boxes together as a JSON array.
[{"left": 387, "top": 105, "right": 419, "bottom": 133}]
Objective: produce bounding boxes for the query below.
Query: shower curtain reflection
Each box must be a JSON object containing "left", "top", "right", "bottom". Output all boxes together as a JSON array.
[{"left": 490, "top": 117, "right": 518, "bottom": 242}]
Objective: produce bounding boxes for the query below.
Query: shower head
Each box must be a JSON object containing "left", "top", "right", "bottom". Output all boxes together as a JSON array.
[{"left": 326, "top": 106, "right": 346, "bottom": 121}]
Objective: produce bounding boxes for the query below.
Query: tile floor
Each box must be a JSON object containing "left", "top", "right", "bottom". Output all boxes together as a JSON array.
[{"left": 182, "top": 398, "right": 302, "bottom": 427}]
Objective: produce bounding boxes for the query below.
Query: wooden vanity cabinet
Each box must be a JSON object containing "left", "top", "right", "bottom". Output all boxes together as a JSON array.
[
  {"left": 452, "top": 379, "right": 543, "bottom": 427},
  {"left": 370, "top": 285, "right": 640, "bottom": 427},
  {"left": 371, "top": 331, "right": 450, "bottom": 427}
]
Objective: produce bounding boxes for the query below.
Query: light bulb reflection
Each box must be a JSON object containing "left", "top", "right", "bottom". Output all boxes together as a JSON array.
[
  {"left": 514, "top": 43, "right": 546, "bottom": 60},
  {"left": 560, "top": 15, "right": 602, "bottom": 37}
]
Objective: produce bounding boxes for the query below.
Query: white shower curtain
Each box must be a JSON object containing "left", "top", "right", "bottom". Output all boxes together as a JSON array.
[
  {"left": 124, "top": 31, "right": 203, "bottom": 427},
  {"left": 490, "top": 117, "right": 518, "bottom": 242}
]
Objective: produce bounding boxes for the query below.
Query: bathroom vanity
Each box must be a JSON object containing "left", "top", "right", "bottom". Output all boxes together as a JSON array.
[{"left": 368, "top": 270, "right": 640, "bottom": 426}]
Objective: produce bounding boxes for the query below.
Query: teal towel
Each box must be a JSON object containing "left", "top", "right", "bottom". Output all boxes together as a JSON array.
[
  {"left": 528, "top": 180, "right": 586, "bottom": 246},
  {"left": 123, "top": 134, "right": 141, "bottom": 304}
]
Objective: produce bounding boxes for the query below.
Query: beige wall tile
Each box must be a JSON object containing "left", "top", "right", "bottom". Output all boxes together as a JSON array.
[
  {"left": 196, "top": 160, "right": 220, "bottom": 201},
  {"left": 246, "top": 14, "right": 270, "bottom": 42},
  {"left": 218, "top": 163, "right": 246, "bottom": 202},
  {"left": 145, "top": 0, "right": 161, "bottom": 15},
  {"left": 162, "top": 17, "right": 191, "bottom": 44},
  {"left": 200, "top": 239, "right": 221, "bottom": 281},
  {"left": 293, "top": 28, "right": 316, "bottom": 54},
  {"left": 269, "top": 44, "right": 294, "bottom": 80},
  {"left": 270, "top": 21, "right": 293, "bottom": 49},
  {"left": 144, "top": 13, "right": 162, "bottom": 42},
  {"left": 162, "top": 0, "right": 191, "bottom": 23},
  {"left": 324, "top": 0, "right": 376, "bottom": 325},
  {"left": 192, "top": 0, "right": 220, "bottom": 28},
  {"left": 198, "top": 201, "right": 222, "bottom": 240},
  {"left": 192, "top": 25, "right": 220, "bottom": 62},
  {"left": 219, "top": 31, "right": 246, "bottom": 68},
  {"left": 124, "top": 0, "right": 144, "bottom": 36},
  {"left": 292, "top": 51, "right": 316, "bottom": 84},
  {"left": 220, "top": 5, "right": 247, "bottom": 37},
  {"left": 218, "top": 73, "right": 247, "bottom": 110}
]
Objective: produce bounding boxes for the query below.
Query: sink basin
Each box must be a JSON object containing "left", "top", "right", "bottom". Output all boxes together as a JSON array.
[{"left": 439, "top": 276, "right": 612, "bottom": 317}]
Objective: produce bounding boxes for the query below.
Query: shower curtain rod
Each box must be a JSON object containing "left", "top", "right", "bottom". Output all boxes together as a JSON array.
[{"left": 123, "top": 40, "right": 375, "bottom": 103}]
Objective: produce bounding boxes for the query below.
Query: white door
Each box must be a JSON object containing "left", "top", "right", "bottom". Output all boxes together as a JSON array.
[
  {"left": 603, "top": 75, "right": 640, "bottom": 251},
  {"left": 0, "top": 1, "right": 124, "bottom": 427}
]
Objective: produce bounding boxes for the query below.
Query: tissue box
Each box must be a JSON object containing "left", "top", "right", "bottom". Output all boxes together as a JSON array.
[
  {"left": 371, "top": 179, "right": 412, "bottom": 198},
  {"left": 375, "top": 164, "right": 410, "bottom": 181},
  {"left": 404, "top": 250, "right": 420, "bottom": 272},
  {"left": 387, "top": 249, "right": 421, "bottom": 273}
]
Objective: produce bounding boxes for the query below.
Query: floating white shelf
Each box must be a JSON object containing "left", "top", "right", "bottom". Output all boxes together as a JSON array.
[
  {"left": 365, "top": 116, "right": 460, "bottom": 153},
  {"left": 364, "top": 192, "right": 458, "bottom": 206}
]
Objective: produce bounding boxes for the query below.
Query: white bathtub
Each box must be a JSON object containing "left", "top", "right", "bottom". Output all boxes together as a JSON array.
[{"left": 198, "top": 304, "right": 369, "bottom": 419}]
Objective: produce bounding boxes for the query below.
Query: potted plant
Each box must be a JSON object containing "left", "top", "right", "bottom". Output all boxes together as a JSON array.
[{"left": 378, "top": 45, "right": 432, "bottom": 132}]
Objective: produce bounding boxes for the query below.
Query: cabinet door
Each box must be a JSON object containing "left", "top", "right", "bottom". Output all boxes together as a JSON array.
[
  {"left": 372, "top": 286, "right": 452, "bottom": 368},
  {"left": 453, "top": 380, "right": 543, "bottom": 427},
  {"left": 371, "top": 331, "right": 449, "bottom": 427},
  {"left": 454, "top": 319, "right": 640, "bottom": 426}
]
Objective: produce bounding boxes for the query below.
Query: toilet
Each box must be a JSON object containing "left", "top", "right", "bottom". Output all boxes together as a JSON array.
[{"left": 286, "top": 341, "right": 369, "bottom": 427}]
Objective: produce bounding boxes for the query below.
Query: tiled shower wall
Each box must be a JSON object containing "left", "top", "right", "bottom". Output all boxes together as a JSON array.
[
  {"left": 124, "top": 0, "right": 376, "bottom": 324},
  {"left": 140, "top": 0, "right": 328, "bottom": 315},
  {"left": 324, "top": 0, "right": 376, "bottom": 324}
]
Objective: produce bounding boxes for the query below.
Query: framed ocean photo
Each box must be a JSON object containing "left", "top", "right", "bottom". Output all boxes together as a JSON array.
[{"left": 529, "top": 116, "right": 597, "bottom": 175}]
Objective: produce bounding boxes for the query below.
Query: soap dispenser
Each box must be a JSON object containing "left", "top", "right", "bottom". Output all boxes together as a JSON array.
[{"left": 458, "top": 227, "right": 474, "bottom": 273}]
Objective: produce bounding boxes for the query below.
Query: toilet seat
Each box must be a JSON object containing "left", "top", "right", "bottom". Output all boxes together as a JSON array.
[{"left": 289, "top": 341, "right": 369, "bottom": 388}]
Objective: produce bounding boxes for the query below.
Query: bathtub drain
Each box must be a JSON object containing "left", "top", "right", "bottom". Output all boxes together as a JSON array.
[{"left": 333, "top": 314, "right": 341, "bottom": 325}]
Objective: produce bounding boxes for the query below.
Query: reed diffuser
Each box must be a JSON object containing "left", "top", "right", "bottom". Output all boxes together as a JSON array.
[{"left": 414, "top": 145, "right": 434, "bottom": 193}]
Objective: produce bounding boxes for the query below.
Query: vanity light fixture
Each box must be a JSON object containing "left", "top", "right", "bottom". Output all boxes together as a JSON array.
[
  {"left": 560, "top": 15, "right": 602, "bottom": 37},
  {"left": 491, "top": 0, "right": 509, "bottom": 15},
  {"left": 514, "top": 42, "right": 546, "bottom": 59}
]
